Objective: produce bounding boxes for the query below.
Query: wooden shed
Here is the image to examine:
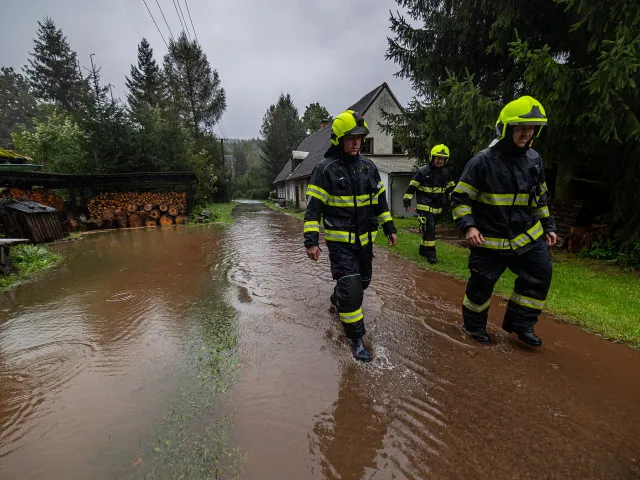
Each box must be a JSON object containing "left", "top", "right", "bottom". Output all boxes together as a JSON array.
[{"left": 0, "top": 198, "right": 65, "bottom": 243}]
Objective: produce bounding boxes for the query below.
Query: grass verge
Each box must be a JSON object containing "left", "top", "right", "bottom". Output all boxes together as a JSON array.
[
  {"left": 376, "top": 218, "right": 640, "bottom": 347},
  {"left": 262, "top": 200, "right": 305, "bottom": 219},
  {"left": 0, "top": 244, "right": 62, "bottom": 292},
  {"left": 190, "top": 202, "right": 237, "bottom": 226}
]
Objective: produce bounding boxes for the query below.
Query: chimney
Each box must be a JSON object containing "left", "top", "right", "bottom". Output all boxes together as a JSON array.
[{"left": 321, "top": 118, "right": 330, "bottom": 129}]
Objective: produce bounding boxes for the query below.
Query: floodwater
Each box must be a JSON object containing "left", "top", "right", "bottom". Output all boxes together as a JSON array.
[{"left": 1, "top": 201, "right": 639, "bottom": 479}]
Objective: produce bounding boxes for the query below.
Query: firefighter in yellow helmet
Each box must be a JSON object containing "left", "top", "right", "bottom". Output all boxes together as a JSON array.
[
  {"left": 450, "top": 96, "right": 557, "bottom": 347},
  {"left": 403, "top": 144, "right": 456, "bottom": 263},
  {"left": 303, "top": 110, "right": 397, "bottom": 362}
]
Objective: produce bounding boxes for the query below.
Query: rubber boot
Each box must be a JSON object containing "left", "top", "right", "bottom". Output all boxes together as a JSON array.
[
  {"left": 427, "top": 257, "right": 438, "bottom": 264},
  {"left": 464, "top": 327, "right": 491, "bottom": 344},
  {"left": 351, "top": 337, "right": 371, "bottom": 362},
  {"left": 516, "top": 331, "right": 542, "bottom": 347}
]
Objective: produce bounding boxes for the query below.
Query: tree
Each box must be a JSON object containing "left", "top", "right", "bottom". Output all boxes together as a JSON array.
[
  {"left": 126, "top": 38, "right": 164, "bottom": 117},
  {"left": 385, "top": 0, "right": 640, "bottom": 242},
  {"left": 11, "top": 106, "right": 88, "bottom": 173},
  {"left": 260, "top": 93, "right": 306, "bottom": 181},
  {"left": 0, "top": 67, "right": 37, "bottom": 147},
  {"left": 301, "top": 102, "right": 331, "bottom": 135},
  {"left": 164, "top": 33, "right": 226, "bottom": 137},
  {"left": 232, "top": 142, "right": 249, "bottom": 177},
  {"left": 24, "top": 17, "right": 88, "bottom": 112}
]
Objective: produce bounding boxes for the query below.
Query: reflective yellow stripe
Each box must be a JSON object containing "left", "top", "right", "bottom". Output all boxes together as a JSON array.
[
  {"left": 454, "top": 182, "right": 478, "bottom": 200},
  {"left": 479, "top": 221, "right": 544, "bottom": 250},
  {"left": 416, "top": 204, "right": 442, "bottom": 214},
  {"left": 534, "top": 206, "right": 550, "bottom": 218},
  {"left": 325, "top": 229, "right": 377, "bottom": 245},
  {"left": 447, "top": 181, "right": 455, "bottom": 188},
  {"left": 307, "top": 184, "right": 329, "bottom": 203},
  {"left": 463, "top": 295, "right": 491, "bottom": 313},
  {"left": 476, "top": 192, "right": 530, "bottom": 206},
  {"left": 304, "top": 221, "right": 319, "bottom": 233},
  {"left": 418, "top": 186, "right": 447, "bottom": 193},
  {"left": 453, "top": 205, "right": 472, "bottom": 220},
  {"left": 377, "top": 211, "right": 392, "bottom": 224},
  {"left": 377, "top": 186, "right": 386, "bottom": 196},
  {"left": 421, "top": 240, "right": 436, "bottom": 247},
  {"left": 326, "top": 194, "right": 380, "bottom": 207},
  {"left": 339, "top": 308, "right": 364, "bottom": 323},
  {"left": 410, "top": 179, "right": 420, "bottom": 187},
  {"left": 510, "top": 292, "right": 545, "bottom": 310},
  {"left": 359, "top": 230, "right": 378, "bottom": 246},
  {"left": 539, "top": 182, "right": 549, "bottom": 195},
  {"left": 403, "top": 193, "right": 413, "bottom": 200}
]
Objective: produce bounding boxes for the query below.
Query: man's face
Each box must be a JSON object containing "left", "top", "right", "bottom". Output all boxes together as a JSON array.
[
  {"left": 512, "top": 125, "right": 536, "bottom": 148},
  {"left": 432, "top": 156, "right": 446, "bottom": 167},
  {"left": 343, "top": 135, "right": 362, "bottom": 155}
]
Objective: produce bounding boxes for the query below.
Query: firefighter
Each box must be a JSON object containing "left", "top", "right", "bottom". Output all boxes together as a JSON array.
[
  {"left": 450, "top": 96, "right": 557, "bottom": 347},
  {"left": 403, "top": 144, "right": 456, "bottom": 263},
  {"left": 304, "top": 110, "right": 398, "bottom": 362}
]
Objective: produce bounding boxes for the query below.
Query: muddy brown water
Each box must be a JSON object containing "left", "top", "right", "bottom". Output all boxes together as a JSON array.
[{"left": 1, "top": 201, "right": 639, "bottom": 479}]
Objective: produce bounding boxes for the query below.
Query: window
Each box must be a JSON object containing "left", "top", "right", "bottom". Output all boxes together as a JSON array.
[
  {"left": 360, "top": 137, "right": 374, "bottom": 155},
  {"left": 392, "top": 139, "right": 404, "bottom": 154}
]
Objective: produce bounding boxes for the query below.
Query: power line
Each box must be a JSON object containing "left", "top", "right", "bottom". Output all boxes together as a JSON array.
[
  {"left": 154, "top": 0, "right": 175, "bottom": 43},
  {"left": 172, "top": 0, "right": 190, "bottom": 40},
  {"left": 176, "top": 0, "right": 191, "bottom": 39},
  {"left": 141, "top": 0, "right": 169, "bottom": 49},
  {"left": 184, "top": 0, "right": 198, "bottom": 43}
]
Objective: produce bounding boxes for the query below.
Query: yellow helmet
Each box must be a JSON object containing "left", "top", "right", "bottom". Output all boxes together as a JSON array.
[
  {"left": 430, "top": 144, "right": 450, "bottom": 163},
  {"left": 330, "top": 110, "right": 369, "bottom": 146},
  {"left": 495, "top": 96, "right": 547, "bottom": 141}
]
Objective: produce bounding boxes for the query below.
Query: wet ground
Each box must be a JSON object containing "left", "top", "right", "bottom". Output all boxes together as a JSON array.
[{"left": 1, "top": 201, "right": 639, "bottom": 479}]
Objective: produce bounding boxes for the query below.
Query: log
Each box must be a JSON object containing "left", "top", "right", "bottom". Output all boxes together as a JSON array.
[
  {"left": 144, "top": 219, "right": 157, "bottom": 227},
  {"left": 139, "top": 211, "right": 149, "bottom": 224},
  {"left": 102, "top": 218, "right": 115, "bottom": 229},
  {"left": 168, "top": 206, "right": 178, "bottom": 217},
  {"left": 102, "top": 209, "right": 115, "bottom": 221},
  {"left": 128, "top": 212, "right": 142, "bottom": 228},
  {"left": 115, "top": 212, "right": 128, "bottom": 228},
  {"left": 159, "top": 215, "right": 174, "bottom": 226},
  {"left": 149, "top": 209, "right": 160, "bottom": 220},
  {"left": 126, "top": 203, "right": 137, "bottom": 214},
  {"left": 144, "top": 203, "right": 153, "bottom": 212},
  {"left": 175, "top": 215, "right": 188, "bottom": 225},
  {"left": 159, "top": 204, "right": 169, "bottom": 213}
]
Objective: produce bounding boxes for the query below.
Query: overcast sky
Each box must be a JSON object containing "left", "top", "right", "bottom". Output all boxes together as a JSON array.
[{"left": 2, "top": 0, "right": 415, "bottom": 139}]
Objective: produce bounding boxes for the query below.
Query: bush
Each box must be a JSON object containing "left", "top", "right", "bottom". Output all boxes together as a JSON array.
[{"left": 580, "top": 241, "right": 640, "bottom": 270}]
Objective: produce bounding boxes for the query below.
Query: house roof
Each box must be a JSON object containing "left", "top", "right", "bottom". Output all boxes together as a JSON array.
[
  {"left": 273, "top": 158, "right": 293, "bottom": 185},
  {"left": 288, "top": 123, "right": 333, "bottom": 180},
  {"left": 368, "top": 155, "right": 417, "bottom": 174}
]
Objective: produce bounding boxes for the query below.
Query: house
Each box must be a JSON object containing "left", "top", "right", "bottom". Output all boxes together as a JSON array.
[{"left": 273, "top": 82, "right": 417, "bottom": 215}]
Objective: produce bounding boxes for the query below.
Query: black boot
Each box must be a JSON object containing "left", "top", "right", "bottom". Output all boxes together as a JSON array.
[
  {"left": 464, "top": 327, "right": 491, "bottom": 343},
  {"left": 516, "top": 331, "right": 542, "bottom": 347},
  {"left": 427, "top": 257, "right": 438, "bottom": 264},
  {"left": 351, "top": 337, "right": 371, "bottom": 362}
]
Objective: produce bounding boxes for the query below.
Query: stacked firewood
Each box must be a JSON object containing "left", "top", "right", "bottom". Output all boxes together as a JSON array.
[
  {"left": 86, "top": 191, "right": 188, "bottom": 229},
  {"left": 0, "top": 187, "right": 65, "bottom": 210}
]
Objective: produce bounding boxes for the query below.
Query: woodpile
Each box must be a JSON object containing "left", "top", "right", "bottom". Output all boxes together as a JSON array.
[
  {"left": 86, "top": 191, "right": 187, "bottom": 229},
  {"left": 549, "top": 200, "right": 584, "bottom": 248},
  {"left": 567, "top": 224, "right": 611, "bottom": 253},
  {"left": 0, "top": 187, "right": 64, "bottom": 210}
]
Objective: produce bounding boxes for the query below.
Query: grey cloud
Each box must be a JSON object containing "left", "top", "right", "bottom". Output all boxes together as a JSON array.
[{"left": 2, "top": 0, "right": 413, "bottom": 138}]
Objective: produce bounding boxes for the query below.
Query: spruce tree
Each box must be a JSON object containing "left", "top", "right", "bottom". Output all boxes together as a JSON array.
[
  {"left": 164, "top": 32, "right": 226, "bottom": 137},
  {"left": 0, "top": 67, "right": 37, "bottom": 147},
  {"left": 24, "top": 17, "right": 88, "bottom": 112},
  {"left": 125, "top": 38, "right": 164, "bottom": 117}
]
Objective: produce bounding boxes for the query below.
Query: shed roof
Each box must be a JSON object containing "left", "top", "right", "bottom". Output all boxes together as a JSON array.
[
  {"left": 1, "top": 199, "right": 57, "bottom": 213},
  {"left": 369, "top": 155, "right": 417, "bottom": 174}
]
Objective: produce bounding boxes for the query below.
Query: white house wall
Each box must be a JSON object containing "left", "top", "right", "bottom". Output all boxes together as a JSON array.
[{"left": 363, "top": 88, "right": 402, "bottom": 155}]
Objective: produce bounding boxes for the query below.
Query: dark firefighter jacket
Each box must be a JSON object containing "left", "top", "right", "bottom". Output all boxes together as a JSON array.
[
  {"left": 304, "top": 153, "right": 396, "bottom": 248},
  {"left": 403, "top": 164, "right": 456, "bottom": 214},
  {"left": 450, "top": 146, "right": 556, "bottom": 254}
]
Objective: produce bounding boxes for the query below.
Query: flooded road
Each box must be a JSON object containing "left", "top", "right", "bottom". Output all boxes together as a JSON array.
[
  {"left": 1, "top": 201, "right": 639, "bottom": 479},
  {"left": 227, "top": 202, "right": 640, "bottom": 479}
]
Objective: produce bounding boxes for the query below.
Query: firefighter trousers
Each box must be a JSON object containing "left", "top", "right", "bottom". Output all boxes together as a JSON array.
[
  {"left": 462, "top": 239, "right": 552, "bottom": 333},
  {"left": 418, "top": 212, "right": 438, "bottom": 260},
  {"left": 327, "top": 242, "right": 373, "bottom": 339}
]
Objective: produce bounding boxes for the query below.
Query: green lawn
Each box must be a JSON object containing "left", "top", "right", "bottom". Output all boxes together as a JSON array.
[
  {"left": 190, "top": 202, "right": 237, "bottom": 226},
  {"left": 376, "top": 218, "right": 640, "bottom": 346}
]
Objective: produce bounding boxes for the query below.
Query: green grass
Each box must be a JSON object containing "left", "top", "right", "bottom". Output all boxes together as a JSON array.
[
  {"left": 376, "top": 218, "right": 640, "bottom": 346},
  {"left": 262, "top": 200, "right": 305, "bottom": 219},
  {"left": 190, "top": 202, "right": 237, "bottom": 226},
  {"left": 0, "top": 244, "right": 62, "bottom": 292}
]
